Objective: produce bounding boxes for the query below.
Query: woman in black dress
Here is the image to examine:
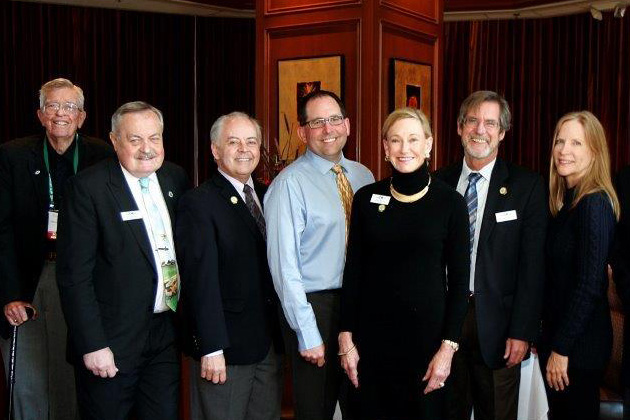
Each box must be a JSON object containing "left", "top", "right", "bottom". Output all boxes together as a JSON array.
[
  {"left": 541, "top": 111, "right": 620, "bottom": 420},
  {"left": 338, "top": 108, "right": 470, "bottom": 420}
]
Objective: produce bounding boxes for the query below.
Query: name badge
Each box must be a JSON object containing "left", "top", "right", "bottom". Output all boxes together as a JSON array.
[
  {"left": 120, "top": 210, "right": 143, "bottom": 221},
  {"left": 370, "top": 194, "right": 391, "bottom": 205},
  {"left": 47, "top": 210, "right": 58, "bottom": 240},
  {"left": 495, "top": 210, "right": 517, "bottom": 223}
]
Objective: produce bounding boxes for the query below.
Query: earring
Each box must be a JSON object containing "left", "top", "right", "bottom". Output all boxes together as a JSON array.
[
  {"left": 385, "top": 155, "right": 390, "bottom": 162},
  {"left": 425, "top": 152, "right": 430, "bottom": 159}
]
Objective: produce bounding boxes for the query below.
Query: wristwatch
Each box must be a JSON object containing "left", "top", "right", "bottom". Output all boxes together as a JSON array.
[{"left": 442, "top": 339, "right": 459, "bottom": 352}]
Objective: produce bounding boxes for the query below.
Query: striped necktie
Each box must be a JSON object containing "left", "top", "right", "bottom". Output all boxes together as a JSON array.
[
  {"left": 332, "top": 164, "right": 354, "bottom": 244},
  {"left": 243, "top": 184, "right": 266, "bottom": 238},
  {"left": 464, "top": 172, "right": 482, "bottom": 255}
]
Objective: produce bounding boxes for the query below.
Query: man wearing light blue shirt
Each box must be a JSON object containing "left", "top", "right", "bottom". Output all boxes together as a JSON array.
[{"left": 264, "top": 90, "right": 374, "bottom": 420}]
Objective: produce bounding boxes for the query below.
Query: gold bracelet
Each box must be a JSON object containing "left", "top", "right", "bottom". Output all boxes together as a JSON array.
[
  {"left": 442, "top": 339, "right": 459, "bottom": 352},
  {"left": 338, "top": 344, "right": 356, "bottom": 356}
]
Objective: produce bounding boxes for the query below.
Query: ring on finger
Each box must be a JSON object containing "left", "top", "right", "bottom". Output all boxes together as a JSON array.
[{"left": 438, "top": 382, "right": 445, "bottom": 388}]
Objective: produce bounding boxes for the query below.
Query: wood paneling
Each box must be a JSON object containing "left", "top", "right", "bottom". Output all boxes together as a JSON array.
[{"left": 257, "top": 0, "right": 443, "bottom": 180}]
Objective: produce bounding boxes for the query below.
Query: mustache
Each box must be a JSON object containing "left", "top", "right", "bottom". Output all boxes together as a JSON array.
[{"left": 135, "top": 150, "right": 158, "bottom": 159}]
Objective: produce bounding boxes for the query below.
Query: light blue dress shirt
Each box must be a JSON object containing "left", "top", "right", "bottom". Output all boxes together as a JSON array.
[{"left": 264, "top": 149, "right": 374, "bottom": 351}]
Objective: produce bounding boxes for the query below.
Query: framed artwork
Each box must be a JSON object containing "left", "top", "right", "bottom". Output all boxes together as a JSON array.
[
  {"left": 278, "top": 55, "right": 343, "bottom": 161},
  {"left": 390, "top": 58, "right": 432, "bottom": 122}
]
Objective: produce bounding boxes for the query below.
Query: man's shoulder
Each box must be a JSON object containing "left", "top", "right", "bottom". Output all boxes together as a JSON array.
[
  {"left": 0, "top": 134, "right": 41, "bottom": 156},
  {"left": 72, "top": 158, "right": 114, "bottom": 183},
  {"left": 343, "top": 158, "right": 372, "bottom": 175},
  {"left": 501, "top": 159, "right": 540, "bottom": 180},
  {"left": 80, "top": 134, "right": 113, "bottom": 151}
]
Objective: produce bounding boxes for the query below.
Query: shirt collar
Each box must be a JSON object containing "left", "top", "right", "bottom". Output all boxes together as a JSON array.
[
  {"left": 462, "top": 157, "right": 496, "bottom": 182},
  {"left": 305, "top": 148, "right": 348, "bottom": 175},
  {"left": 120, "top": 164, "right": 158, "bottom": 187},
  {"left": 218, "top": 168, "right": 254, "bottom": 193}
]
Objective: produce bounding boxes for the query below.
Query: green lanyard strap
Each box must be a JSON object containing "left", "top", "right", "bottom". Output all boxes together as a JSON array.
[{"left": 42, "top": 134, "right": 79, "bottom": 210}]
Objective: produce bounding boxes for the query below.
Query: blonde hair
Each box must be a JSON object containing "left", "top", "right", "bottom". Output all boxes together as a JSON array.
[
  {"left": 548, "top": 111, "right": 619, "bottom": 219},
  {"left": 382, "top": 107, "right": 432, "bottom": 140}
]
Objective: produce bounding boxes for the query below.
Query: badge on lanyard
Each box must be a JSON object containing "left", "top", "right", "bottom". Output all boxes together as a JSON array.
[{"left": 47, "top": 210, "right": 59, "bottom": 240}]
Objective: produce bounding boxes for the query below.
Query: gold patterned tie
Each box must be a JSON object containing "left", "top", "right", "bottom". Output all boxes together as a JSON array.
[{"left": 332, "top": 164, "right": 354, "bottom": 244}]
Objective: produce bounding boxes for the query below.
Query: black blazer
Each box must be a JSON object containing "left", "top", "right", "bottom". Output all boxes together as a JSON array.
[
  {"left": 176, "top": 173, "right": 280, "bottom": 364},
  {"left": 0, "top": 134, "right": 113, "bottom": 338},
  {"left": 56, "top": 158, "right": 189, "bottom": 372},
  {"left": 613, "top": 166, "right": 630, "bottom": 384},
  {"left": 435, "top": 158, "right": 547, "bottom": 368}
]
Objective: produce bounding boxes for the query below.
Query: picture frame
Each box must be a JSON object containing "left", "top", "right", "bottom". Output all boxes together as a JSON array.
[
  {"left": 277, "top": 55, "right": 343, "bottom": 161},
  {"left": 390, "top": 58, "right": 432, "bottom": 122}
]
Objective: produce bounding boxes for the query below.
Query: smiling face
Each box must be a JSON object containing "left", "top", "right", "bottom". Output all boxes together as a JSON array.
[
  {"left": 458, "top": 101, "right": 505, "bottom": 170},
  {"left": 383, "top": 117, "right": 432, "bottom": 173},
  {"left": 297, "top": 95, "right": 350, "bottom": 162},
  {"left": 37, "top": 87, "right": 86, "bottom": 143},
  {"left": 553, "top": 119, "right": 593, "bottom": 188},
  {"left": 211, "top": 116, "right": 261, "bottom": 183},
  {"left": 110, "top": 110, "right": 164, "bottom": 178}
]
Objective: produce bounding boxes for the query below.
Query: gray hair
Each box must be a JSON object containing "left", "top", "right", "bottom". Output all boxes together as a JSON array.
[
  {"left": 457, "top": 90, "right": 511, "bottom": 133},
  {"left": 210, "top": 112, "right": 262, "bottom": 145},
  {"left": 111, "top": 101, "right": 164, "bottom": 134},
  {"left": 39, "top": 78, "right": 85, "bottom": 110}
]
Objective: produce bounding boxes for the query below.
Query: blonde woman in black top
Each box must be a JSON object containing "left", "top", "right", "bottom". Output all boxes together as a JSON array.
[
  {"left": 338, "top": 108, "right": 470, "bottom": 420},
  {"left": 542, "top": 111, "right": 620, "bottom": 420}
]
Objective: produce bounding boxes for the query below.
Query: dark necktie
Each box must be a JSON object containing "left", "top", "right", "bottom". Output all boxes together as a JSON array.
[
  {"left": 243, "top": 184, "right": 266, "bottom": 238},
  {"left": 464, "top": 172, "right": 482, "bottom": 255}
]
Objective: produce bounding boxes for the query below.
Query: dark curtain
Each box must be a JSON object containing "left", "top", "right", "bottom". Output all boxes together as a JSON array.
[
  {"left": 441, "top": 12, "right": 630, "bottom": 175},
  {"left": 1, "top": 2, "right": 256, "bottom": 182}
]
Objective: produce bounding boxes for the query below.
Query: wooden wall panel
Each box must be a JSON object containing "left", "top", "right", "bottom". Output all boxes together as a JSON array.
[{"left": 257, "top": 0, "right": 442, "bottom": 180}]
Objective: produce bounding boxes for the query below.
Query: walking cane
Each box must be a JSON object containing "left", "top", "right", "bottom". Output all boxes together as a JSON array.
[{"left": 7, "top": 307, "right": 34, "bottom": 420}]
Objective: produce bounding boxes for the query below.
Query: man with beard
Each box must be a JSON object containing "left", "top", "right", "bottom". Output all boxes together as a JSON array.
[
  {"left": 265, "top": 90, "right": 374, "bottom": 420},
  {"left": 436, "top": 90, "right": 547, "bottom": 420}
]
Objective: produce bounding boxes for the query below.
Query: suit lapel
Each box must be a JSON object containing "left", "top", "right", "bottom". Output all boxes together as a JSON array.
[
  {"left": 105, "top": 160, "right": 154, "bottom": 268},
  {"left": 478, "top": 158, "right": 509, "bottom": 247},
  {"left": 213, "top": 174, "right": 264, "bottom": 242},
  {"left": 27, "top": 136, "right": 49, "bottom": 211}
]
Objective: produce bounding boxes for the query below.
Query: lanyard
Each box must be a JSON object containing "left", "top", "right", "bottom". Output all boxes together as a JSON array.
[{"left": 43, "top": 134, "right": 79, "bottom": 210}]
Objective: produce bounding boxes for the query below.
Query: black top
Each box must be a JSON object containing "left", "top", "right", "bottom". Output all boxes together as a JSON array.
[
  {"left": 46, "top": 137, "right": 77, "bottom": 209},
  {"left": 542, "top": 189, "right": 615, "bottom": 371},
  {"left": 340, "top": 163, "right": 470, "bottom": 371}
]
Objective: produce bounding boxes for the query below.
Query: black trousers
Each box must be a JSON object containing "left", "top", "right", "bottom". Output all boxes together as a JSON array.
[
  {"left": 544, "top": 364, "right": 603, "bottom": 420},
  {"left": 447, "top": 299, "right": 520, "bottom": 420},
  {"left": 280, "top": 290, "right": 357, "bottom": 420},
  {"left": 75, "top": 312, "right": 180, "bottom": 420}
]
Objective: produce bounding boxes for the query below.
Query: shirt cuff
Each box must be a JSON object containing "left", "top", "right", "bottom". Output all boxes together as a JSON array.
[
  {"left": 203, "top": 349, "right": 224, "bottom": 358},
  {"left": 297, "top": 325, "right": 323, "bottom": 351}
]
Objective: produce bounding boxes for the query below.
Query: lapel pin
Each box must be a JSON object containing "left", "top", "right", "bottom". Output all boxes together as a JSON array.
[
  {"left": 378, "top": 204, "right": 386, "bottom": 212},
  {"left": 168, "top": 191, "right": 174, "bottom": 198},
  {"left": 34, "top": 170, "right": 41, "bottom": 175},
  {"left": 500, "top": 187, "right": 508, "bottom": 195},
  {"left": 230, "top": 196, "right": 238, "bottom": 204}
]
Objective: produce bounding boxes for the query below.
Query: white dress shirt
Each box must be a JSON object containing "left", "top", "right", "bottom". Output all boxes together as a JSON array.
[
  {"left": 455, "top": 158, "right": 496, "bottom": 292},
  {"left": 121, "top": 165, "right": 176, "bottom": 313}
]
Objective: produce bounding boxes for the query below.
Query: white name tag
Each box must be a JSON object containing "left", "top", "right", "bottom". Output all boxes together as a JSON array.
[
  {"left": 47, "top": 210, "right": 58, "bottom": 240},
  {"left": 370, "top": 194, "right": 391, "bottom": 205},
  {"left": 120, "top": 210, "right": 143, "bottom": 221},
  {"left": 495, "top": 210, "right": 517, "bottom": 223}
]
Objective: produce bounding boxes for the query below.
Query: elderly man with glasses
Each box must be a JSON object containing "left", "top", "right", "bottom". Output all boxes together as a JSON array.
[
  {"left": 265, "top": 90, "right": 374, "bottom": 420},
  {"left": 0, "top": 78, "right": 113, "bottom": 420}
]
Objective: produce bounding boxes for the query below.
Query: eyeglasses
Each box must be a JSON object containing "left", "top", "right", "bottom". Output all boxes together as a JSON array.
[
  {"left": 42, "top": 102, "right": 81, "bottom": 115},
  {"left": 304, "top": 115, "right": 345, "bottom": 129},
  {"left": 463, "top": 117, "right": 500, "bottom": 131}
]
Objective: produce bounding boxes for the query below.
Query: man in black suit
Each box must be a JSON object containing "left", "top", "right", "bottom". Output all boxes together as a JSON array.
[
  {"left": 613, "top": 165, "right": 630, "bottom": 420},
  {"left": 0, "top": 78, "right": 113, "bottom": 420},
  {"left": 56, "top": 101, "right": 189, "bottom": 420},
  {"left": 176, "top": 112, "right": 282, "bottom": 420},
  {"left": 436, "top": 90, "right": 547, "bottom": 420}
]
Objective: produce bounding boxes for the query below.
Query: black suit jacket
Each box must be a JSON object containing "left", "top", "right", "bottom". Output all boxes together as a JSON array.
[
  {"left": 613, "top": 165, "right": 630, "bottom": 385},
  {"left": 0, "top": 134, "right": 113, "bottom": 338},
  {"left": 56, "top": 158, "right": 189, "bottom": 372},
  {"left": 176, "top": 173, "right": 280, "bottom": 364},
  {"left": 435, "top": 158, "right": 547, "bottom": 368}
]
